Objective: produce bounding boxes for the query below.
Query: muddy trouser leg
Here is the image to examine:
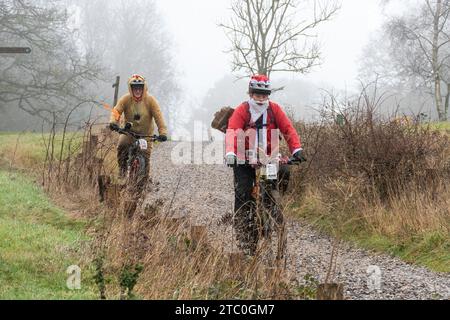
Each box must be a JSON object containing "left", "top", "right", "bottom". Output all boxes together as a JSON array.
[
  {"left": 233, "top": 165, "right": 257, "bottom": 254},
  {"left": 117, "top": 135, "right": 133, "bottom": 178},
  {"left": 269, "top": 164, "right": 290, "bottom": 225},
  {"left": 278, "top": 164, "right": 290, "bottom": 195}
]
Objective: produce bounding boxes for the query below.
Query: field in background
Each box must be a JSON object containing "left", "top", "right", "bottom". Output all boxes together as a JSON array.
[
  {"left": 0, "top": 132, "right": 83, "bottom": 172},
  {"left": 429, "top": 122, "right": 450, "bottom": 133}
]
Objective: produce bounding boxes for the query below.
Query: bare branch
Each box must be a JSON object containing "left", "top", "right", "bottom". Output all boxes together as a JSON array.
[{"left": 220, "top": 0, "right": 340, "bottom": 77}]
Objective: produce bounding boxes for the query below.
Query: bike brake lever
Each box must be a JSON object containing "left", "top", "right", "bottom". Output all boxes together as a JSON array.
[{"left": 287, "top": 157, "right": 303, "bottom": 165}]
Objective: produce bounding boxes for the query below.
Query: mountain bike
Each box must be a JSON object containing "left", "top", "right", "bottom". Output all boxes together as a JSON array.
[
  {"left": 110, "top": 122, "right": 165, "bottom": 193},
  {"left": 236, "top": 154, "right": 303, "bottom": 263}
]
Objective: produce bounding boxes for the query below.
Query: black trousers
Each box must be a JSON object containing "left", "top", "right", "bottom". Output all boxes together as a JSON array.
[
  {"left": 233, "top": 165, "right": 256, "bottom": 216},
  {"left": 233, "top": 164, "right": 291, "bottom": 213},
  {"left": 232, "top": 164, "right": 290, "bottom": 253}
]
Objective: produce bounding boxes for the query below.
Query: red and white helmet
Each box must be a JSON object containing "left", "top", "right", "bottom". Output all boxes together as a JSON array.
[{"left": 249, "top": 74, "right": 271, "bottom": 95}]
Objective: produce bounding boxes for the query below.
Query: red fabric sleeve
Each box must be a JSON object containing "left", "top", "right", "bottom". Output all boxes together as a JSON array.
[
  {"left": 271, "top": 103, "right": 302, "bottom": 154},
  {"left": 225, "top": 103, "right": 248, "bottom": 156}
]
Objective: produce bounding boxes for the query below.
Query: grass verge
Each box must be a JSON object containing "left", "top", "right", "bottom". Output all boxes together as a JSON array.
[
  {"left": 290, "top": 194, "right": 450, "bottom": 273},
  {"left": 0, "top": 169, "right": 96, "bottom": 299}
]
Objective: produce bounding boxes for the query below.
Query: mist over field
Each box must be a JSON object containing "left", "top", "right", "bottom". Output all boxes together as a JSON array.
[{"left": 2, "top": 0, "right": 448, "bottom": 135}]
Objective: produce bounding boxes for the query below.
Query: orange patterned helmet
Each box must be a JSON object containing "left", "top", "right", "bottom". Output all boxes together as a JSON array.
[{"left": 129, "top": 74, "right": 145, "bottom": 89}]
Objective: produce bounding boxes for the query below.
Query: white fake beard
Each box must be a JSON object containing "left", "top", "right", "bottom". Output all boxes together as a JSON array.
[{"left": 248, "top": 98, "right": 269, "bottom": 123}]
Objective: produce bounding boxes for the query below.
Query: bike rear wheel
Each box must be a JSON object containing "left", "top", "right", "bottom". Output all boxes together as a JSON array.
[
  {"left": 127, "top": 153, "right": 147, "bottom": 192},
  {"left": 233, "top": 199, "right": 259, "bottom": 256},
  {"left": 258, "top": 184, "right": 287, "bottom": 262}
]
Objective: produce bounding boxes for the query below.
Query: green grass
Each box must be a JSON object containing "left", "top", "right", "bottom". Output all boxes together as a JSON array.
[
  {"left": 291, "top": 201, "right": 450, "bottom": 273},
  {"left": 0, "top": 170, "right": 97, "bottom": 299},
  {"left": 0, "top": 132, "right": 83, "bottom": 171},
  {"left": 347, "top": 232, "right": 450, "bottom": 273},
  {"left": 426, "top": 121, "right": 450, "bottom": 133}
]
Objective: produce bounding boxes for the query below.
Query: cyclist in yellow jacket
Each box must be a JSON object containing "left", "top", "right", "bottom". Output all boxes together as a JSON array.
[{"left": 109, "top": 74, "right": 168, "bottom": 178}]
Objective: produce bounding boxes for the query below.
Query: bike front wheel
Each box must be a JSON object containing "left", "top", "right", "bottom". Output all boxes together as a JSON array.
[{"left": 127, "top": 153, "right": 148, "bottom": 192}]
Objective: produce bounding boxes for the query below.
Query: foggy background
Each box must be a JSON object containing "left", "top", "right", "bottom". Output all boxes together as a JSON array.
[{"left": 1, "top": 0, "right": 448, "bottom": 137}]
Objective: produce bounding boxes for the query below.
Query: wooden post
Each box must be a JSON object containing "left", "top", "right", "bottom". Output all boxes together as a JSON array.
[
  {"left": 83, "top": 134, "right": 98, "bottom": 156},
  {"left": 105, "top": 183, "right": 120, "bottom": 208},
  {"left": 317, "top": 283, "right": 345, "bottom": 300},
  {"left": 112, "top": 76, "right": 120, "bottom": 107},
  {"left": 98, "top": 175, "right": 111, "bottom": 202},
  {"left": 90, "top": 135, "right": 99, "bottom": 151}
]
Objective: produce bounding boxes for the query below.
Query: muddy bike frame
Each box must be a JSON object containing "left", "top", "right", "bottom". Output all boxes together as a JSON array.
[
  {"left": 247, "top": 156, "right": 303, "bottom": 261},
  {"left": 110, "top": 123, "right": 165, "bottom": 191}
]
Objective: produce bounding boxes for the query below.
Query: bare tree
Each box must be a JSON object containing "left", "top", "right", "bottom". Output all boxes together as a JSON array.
[
  {"left": 361, "top": 0, "right": 450, "bottom": 121},
  {"left": 220, "top": 0, "right": 340, "bottom": 77},
  {"left": 0, "top": 0, "right": 102, "bottom": 124},
  {"left": 77, "top": 0, "right": 181, "bottom": 132}
]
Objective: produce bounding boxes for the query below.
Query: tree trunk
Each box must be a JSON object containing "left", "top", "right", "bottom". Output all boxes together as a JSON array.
[
  {"left": 445, "top": 83, "right": 450, "bottom": 120},
  {"left": 432, "top": 0, "right": 445, "bottom": 121},
  {"left": 435, "top": 78, "right": 445, "bottom": 121}
]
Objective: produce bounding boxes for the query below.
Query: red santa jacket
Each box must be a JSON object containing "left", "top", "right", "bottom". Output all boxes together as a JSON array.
[{"left": 225, "top": 101, "right": 302, "bottom": 160}]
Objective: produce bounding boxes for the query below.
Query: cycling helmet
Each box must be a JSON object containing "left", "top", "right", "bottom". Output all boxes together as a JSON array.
[
  {"left": 129, "top": 74, "right": 145, "bottom": 89},
  {"left": 249, "top": 74, "right": 271, "bottom": 95}
]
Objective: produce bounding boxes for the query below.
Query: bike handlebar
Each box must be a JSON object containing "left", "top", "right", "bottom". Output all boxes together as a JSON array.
[
  {"left": 109, "top": 124, "right": 165, "bottom": 142},
  {"left": 286, "top": 157, "right": 305, "bottom": 165},
  {"left": 231, "top": 157, "right": 305, "bottom": 167}
]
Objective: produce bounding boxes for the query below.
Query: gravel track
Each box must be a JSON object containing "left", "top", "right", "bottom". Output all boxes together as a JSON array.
[{"left": 145, "top": 141, "right": 450, "bottom": 300}]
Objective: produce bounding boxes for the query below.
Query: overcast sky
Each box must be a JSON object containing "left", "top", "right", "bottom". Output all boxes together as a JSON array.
[{"left": 157, "top": 0, "right": 398, "bottom": 102}]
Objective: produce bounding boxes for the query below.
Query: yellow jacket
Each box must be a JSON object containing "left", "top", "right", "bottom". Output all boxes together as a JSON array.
[{"left": 110, "top": 75, "right": 168, "bottom": 137}]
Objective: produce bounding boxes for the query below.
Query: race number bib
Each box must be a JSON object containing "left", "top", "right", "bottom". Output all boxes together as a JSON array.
[
  {"left": 138, "top": 139, "right": 148, "bottom": 150},
  {"left": 266, "top": 163, "right": 278, "bottom": 180}
]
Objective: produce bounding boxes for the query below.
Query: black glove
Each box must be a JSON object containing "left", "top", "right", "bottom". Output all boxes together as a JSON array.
[
  {"left": 109, "top": 123, "right": 119, "bottom": 131},
  {"left": 226, "top": 154, "right": 237, "bottom": 167},
  {"left": 158, "top": 135, "right": 168, "bottom": 142},
  {"left": 293, "top": 149, "right": 306, "bottom": 162},
  {"left": 124, "top": 122, "right": 132, "bottom": 130}
]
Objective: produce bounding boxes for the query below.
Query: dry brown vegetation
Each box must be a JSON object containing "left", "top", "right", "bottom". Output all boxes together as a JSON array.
[
  {"left": 4, "top": 86, "right": 448, "bottom": 299},
  {"left": 22, "top": 115, "right": 319, "bottom": 300},
  {"left": 288, "top": 90, "right": 450, "bottom": 271}
]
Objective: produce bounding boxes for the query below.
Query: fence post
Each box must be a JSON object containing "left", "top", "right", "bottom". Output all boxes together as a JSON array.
[{"left": 112, "top": 76, "right": 120, "bottom": 107}]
